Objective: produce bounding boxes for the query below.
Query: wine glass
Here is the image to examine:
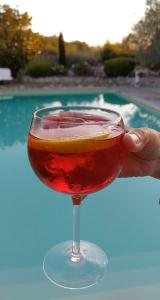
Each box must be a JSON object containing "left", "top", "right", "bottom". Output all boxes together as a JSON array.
[{"left": 27, "top": 105, "right": 125, "bottom": 289}]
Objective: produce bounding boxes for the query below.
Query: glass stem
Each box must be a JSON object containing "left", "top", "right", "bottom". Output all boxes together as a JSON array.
[{"left": 71, "top": 196, "right": 82, "bottom": 262}]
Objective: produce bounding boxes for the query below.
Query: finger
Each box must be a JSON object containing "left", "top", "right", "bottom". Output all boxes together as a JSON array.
[
  {"left": 123, "top": 128, "right": 160, "bottom": 160},
  {"left": 123, "top": 128, "right": 149, "bottom": 152}
]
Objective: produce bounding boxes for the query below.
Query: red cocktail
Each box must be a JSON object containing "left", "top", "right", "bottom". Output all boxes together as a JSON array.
[
  {"left": 27, "top": 106, "right": 125, "bottom": 289},
  {"left": 28, "top": 112, "right": 124, "bottom": 197}
]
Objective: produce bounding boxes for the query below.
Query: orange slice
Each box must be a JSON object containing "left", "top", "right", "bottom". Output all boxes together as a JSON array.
[{"left": 29, "top": 132, "right": 116, "bottom": 154}]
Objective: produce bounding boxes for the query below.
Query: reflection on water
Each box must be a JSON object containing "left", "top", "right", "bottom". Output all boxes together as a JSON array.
[
  {"left": 44, "top": 94, "right": 139, "bottom": 127},
  {"left": 0, "top": 93, "right": 159, "bottom": 148},
  {"left": 0, "top": 93, "right": 160, "bottom": 298}
]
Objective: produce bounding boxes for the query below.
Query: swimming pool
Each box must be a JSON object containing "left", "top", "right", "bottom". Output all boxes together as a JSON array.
[{"left": 0, "top": 92, "right": 160, "bottom": 299}]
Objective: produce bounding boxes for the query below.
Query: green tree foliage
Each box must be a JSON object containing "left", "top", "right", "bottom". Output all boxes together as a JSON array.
[
  {"left": 101, "top": 42, "right": 118, "bottom": 62},
  {"left": 0, "top": 48, "right": 27, "bottom": 78},
  {"left": 0, "top": 4, "right": 139, "bottom": 78},
  {"left": 101, "top": 41, "right": 127, "bottom": 62},
  {"left": 123, "top": 0, "right": 160, "bottom": 69},
  {"left": 66, "top": 41, "right": 100, "bottom": 66},
  {"left": 58, "top": 32, "right": 66, "bottom": 66},
  {"left": 0, "top": 5, "right": 32, "bottom": 77},
  {"left": 0, "top": 5, "right": 59, "bottom": 77},
  {"left": 42, "top": 35, "right": 58, "bottom": 56},
  {"left": 121, "top": 33, "right": 138, "bottom": 56},
  {"left": 66, "top": 40, "right": 90, "bottom": 53},
  {"left": 24, "top": 30, "right": 43, "bottom": 61}
]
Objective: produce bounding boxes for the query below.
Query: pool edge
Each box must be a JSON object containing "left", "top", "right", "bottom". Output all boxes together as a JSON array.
[{"left": 0, "top": 88, "right": 159, "bottom": 116}]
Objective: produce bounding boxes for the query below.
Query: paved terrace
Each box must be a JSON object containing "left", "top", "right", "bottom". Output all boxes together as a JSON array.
[{"left": 117, "top": 86, "right": 160, "bottom": 112}]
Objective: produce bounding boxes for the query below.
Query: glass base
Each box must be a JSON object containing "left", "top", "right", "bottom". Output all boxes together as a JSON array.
[{"left": 43, "top": 240, "right": 108, "bottom": 289}]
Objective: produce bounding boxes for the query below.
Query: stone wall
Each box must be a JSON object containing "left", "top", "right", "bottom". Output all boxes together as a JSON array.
[{"left": 22, "top": 75, "right": 160, "bottom": 88}]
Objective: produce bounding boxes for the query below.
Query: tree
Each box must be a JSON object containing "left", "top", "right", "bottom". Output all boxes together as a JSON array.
[
  {"left": 101, "top": 41, "right": 127, "bottom": 62},
  {"left": 0, "top": 5, "right": 32, "bottom": 77},
  {"left": 123, "top": 0, "right": 160, "bottom": 69},
  {"left": 42, "top": 35, "right": 58, "bottom": 56},
  {"left": 58, "top": 32, "right": 66, "bottom": 66},
  {"left": 101, "top": 42, "right": 118, "bottom": 62},
  {"left": 24, "top": 30, "right": 43, "bottom": 61},
  {"left": 122, "top": 33, "right": 139, "bottom": 55},
  {"left": 66, "top": 40, "right": 90, "bottom": 53},
  {"left": 0, "top": 47, "right": 27, "bottom": 78},
  {"left": 135, "top": 0, "right": 160, "bottom": 48}
]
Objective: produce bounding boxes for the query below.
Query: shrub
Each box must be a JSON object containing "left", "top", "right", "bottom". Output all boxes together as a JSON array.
[
  {"left": 104, "top": 57, "right": 135, "bottom": 77},
  {"left": 66, "top": 51, "right": 100, "bottom": 67},
  {"left": 26, "top": 60, "right": 53, "bottom": 78},
  {"left": 73, "top": 62, "right": 93, "bottom": 76},
  {"left": 35, "top": 52, "right": 58, "bottom": 64},
  {"left": 101, "top": 43, "right": 118, "bottom": 62},
  {"left": 52, "top": 64, "right": 67, "bottom": 75}
]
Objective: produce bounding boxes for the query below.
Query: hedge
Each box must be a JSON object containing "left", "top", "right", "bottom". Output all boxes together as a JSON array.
[{"left": 104, "top": 57, "right": 135, "bottom": 77}]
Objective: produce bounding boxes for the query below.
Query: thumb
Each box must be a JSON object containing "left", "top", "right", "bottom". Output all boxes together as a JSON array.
[{"left": 123, "top": 128, "right": 160, "bottom": 160}]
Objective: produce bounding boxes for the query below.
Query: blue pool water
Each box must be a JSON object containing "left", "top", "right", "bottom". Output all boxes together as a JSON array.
[{"left": 0, "top": 92, "right": 160, "bottom": 299}]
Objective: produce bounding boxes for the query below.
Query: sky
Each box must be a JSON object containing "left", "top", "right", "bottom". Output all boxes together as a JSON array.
[{"left": 2, "top": 0, "right": 146, "bottom": 46}]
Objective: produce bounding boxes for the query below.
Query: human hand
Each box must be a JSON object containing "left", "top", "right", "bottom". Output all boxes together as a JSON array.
[{"left": 119, "top": 128, "right": 160, "bottom": 179}]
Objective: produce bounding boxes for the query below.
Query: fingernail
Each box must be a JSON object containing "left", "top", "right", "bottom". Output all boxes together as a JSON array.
[{"left": 129, "top": 133, "right": 140, "bottom": 144}]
